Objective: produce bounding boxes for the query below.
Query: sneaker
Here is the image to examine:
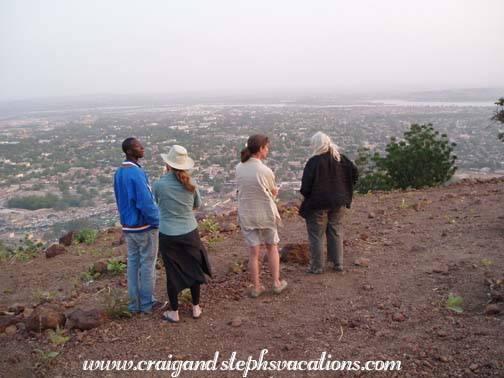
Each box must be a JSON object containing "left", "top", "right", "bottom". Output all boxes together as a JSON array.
[
  {"left": 333, "top": 266, "right": 344, "bottom": 272},
  {"left": 250, "top": 285, "right": 266, "bottom": 298},
  {"left": 272, "top": 280, "right": 288, "bottom": 294}
]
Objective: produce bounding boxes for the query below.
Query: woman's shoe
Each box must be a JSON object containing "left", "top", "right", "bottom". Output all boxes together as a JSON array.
[
  {"left": 272, "top": 280, "right": 288, "bottom": 294},
  {"left": 250, "top": 285, "right": 266, "bottom": 298},
  {"left": 192, "top": 305, "right": 202, "bottom": 319},
  {"left": 162, "top": 310, "right": 179, "bottom": 323}
]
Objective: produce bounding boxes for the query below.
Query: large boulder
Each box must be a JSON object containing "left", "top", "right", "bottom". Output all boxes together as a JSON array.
[
  {"left": 25, "top": 304, "right": 65, "bottom": 332},
  {"left": 280, "top": 243, "right": 310, "bottom": 265},
  {"left": 59, "top": 231, "right": 74, "bottom": 246},
  {"left": 65, "top": 308, "right": 103, "bottom": 331},
  {"left": 45, "top": 244, "right": 68, "bottom": 258}
]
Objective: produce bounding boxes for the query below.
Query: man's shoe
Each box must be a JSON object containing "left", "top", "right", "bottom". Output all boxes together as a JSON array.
[
  {"left": 306, "top": 267, "right": 323, "bottom": 274},
  {"left": 272, "top": 280, "right": 288, "bottom": 294}
]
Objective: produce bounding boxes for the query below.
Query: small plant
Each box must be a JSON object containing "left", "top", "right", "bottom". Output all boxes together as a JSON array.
[
  {"left": 81, "top": 264, "right": 100, "bottom": 284},
  {"left": 48, "top": 325, "right": 70, "bottom": 346},
  {"left": 0, "top": 240, "right": 14, "bottom": 261},
  {"left": 102, "top": 288, "right": 132, "bottom": 319},
  {"left": 34, "top": 349, "right": 59, "bottom": 369},
  {"left": 481, "top": 258, "right": 493, "bottom": 269},
  {"left": 15, "top": 234, "right": 44, "bottom": 261},
  {"left": 107, "top": 257, "right": 126, "bottom": 275},
  {"left": 200, "top": 216, "right": 224, "bottom": 243},
  {"left": 34, "top": 289, "right": 56, "bottom": 304},
  {"left": 445, "top": 293, "right": 463, "bottom": 313},
  {"left": 74, "top": 228, "right": 98, "bottom": 245},
  {"left": 178, "top": 288, "right": 192, "bottom": 305}
]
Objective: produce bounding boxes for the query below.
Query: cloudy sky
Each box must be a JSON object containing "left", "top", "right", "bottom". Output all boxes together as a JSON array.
[{"left": 1, "top": 0, "right": 503, "bottom": 101}]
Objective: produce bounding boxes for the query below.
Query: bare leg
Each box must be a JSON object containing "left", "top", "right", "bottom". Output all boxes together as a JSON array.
[
  {"left": 248, "top": 245, "right": 261, "bottom": 291},
  {"left": 265, "top": 243, "right": 281, "bottom": 288}
]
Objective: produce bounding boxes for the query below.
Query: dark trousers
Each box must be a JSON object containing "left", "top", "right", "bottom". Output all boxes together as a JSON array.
[{"left": 306, "top": 207, "right": 345, "bottom": 271}]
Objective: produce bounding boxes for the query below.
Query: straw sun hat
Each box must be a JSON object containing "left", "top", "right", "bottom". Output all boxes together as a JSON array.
[{"left": 160, "top": 145, "right": 194, "bottom": 170}]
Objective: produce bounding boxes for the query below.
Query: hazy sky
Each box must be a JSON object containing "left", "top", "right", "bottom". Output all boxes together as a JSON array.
[{"left": 1, "top": 0, "right": 503, "bottom": 101}]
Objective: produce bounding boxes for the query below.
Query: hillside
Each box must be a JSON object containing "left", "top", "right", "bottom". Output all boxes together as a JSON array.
[{"left": 0, "top": 178, "right": 503, "bottom": 378}]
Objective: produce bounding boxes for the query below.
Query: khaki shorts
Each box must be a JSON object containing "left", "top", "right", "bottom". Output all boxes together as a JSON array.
[{"left": 241, "top": 228, "right": 280, "bottom": 246}]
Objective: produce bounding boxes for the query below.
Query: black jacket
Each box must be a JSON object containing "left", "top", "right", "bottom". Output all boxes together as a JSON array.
[{"left": 299, "top": 153, "right": 358, "bottom": 218}]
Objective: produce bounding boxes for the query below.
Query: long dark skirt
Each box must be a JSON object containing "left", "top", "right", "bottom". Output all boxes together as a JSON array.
[{"left": 159, "top": 228, "right": 212, "bottom": 296}]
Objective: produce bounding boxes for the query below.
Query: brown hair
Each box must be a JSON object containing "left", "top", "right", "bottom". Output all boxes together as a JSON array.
[
  {"left": 240, "top": 134, "right": 269, "bottom": 163},
  {"left": 172, "top": 168, "right": 195, "bottom": 193}
]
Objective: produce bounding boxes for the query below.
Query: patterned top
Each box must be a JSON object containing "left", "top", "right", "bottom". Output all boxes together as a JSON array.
[{"left": 235, "top": 158, "right": 282, "bottom": 230}]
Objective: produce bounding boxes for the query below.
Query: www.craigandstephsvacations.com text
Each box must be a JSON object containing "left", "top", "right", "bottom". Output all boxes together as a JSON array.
[{"left": 82, "top": 349, "right": 402, "bottom": 377}]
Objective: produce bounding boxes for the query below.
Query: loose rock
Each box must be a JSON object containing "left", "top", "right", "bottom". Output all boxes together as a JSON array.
[
  {"left": 65, "top": 308, "right": 103, "bottom": 331},
  {"left": 45, "top": 244, "right": 68, "bottom": 258},
  {"left": 280, "top": 243, "right": 310, "bottom": 265},
  {"left": 25, "top": 304, "right": 65, "bottom": 332},
  {"left": 485, "top": 304, "right": 501, "bottom": 316},
  {"left": 354, "top": 258, "right": 370, "bottom": 267}
]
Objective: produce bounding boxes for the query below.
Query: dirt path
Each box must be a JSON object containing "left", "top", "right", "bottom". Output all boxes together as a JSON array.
[{"left": 1, "top": 179, "right": 503, "bottom": 378}]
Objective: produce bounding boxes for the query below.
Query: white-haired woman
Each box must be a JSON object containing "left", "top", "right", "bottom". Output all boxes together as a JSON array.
[{"left": 299, "top": 132, "right": 358, "bottom": 273}]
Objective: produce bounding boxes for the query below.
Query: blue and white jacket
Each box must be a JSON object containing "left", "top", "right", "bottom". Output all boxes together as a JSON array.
[{"left": 114, "top": 160, "right": 159, "bottom": 233}]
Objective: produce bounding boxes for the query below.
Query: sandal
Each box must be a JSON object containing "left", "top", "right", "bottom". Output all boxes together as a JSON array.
[
  {"left": 162, "top": 311, "right": 179, "bottom": 323},
  {"left": 192, "top": 305, "right": 202, "bottom": 319}
]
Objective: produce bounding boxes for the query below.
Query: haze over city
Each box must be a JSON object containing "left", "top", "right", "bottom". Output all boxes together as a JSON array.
[{"left": 1, "top": 0, "right": 504, "bottom": 101}]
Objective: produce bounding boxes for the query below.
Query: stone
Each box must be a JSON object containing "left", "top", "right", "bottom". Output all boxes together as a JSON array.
[
  {"left": 360, "top": 233, "right": 369, "bottom": 241},
  {"left": 485, "top": 304, "right": 502, "bottom": 316},
  {"left": 92, "top": 260, "right": 109, "bottom": 274},
  {"left": 26, "top": 304, "right": 65, "bottom": 332},
  {"left": 7, "top": 304, "right": 25, "bottom": 315},
  {"left": 469, "top": 363, "right": 479, "bottom": 371},
  {"left": 59, "top": 231, "right": 74, "bottom": 246},
  {"left": 45, "top": 244, "right": 68, "bottom": 258},
  {"left": 219, "top": 222, "right": 237, "bottom": 233},
  {"left": 65, "top": 308, "right": 102, "bottom": 331},
  {"left": 111, "top": 234, "right": 125, "bottom": 247},
  {"left": 0, "top": 315, "right": 20, "bottom": 332},
  {"left": 412, "top": 203, "right": 421, "bottom": 211},
  {"left": 229, "top": 317, "right": 242, "bottom": 327},
  {"left": 392, "top": 313, "right": 406, "bottom": 322},
  {"left": 354, "top": 258, "right": 370, "bottom": 267},
  {"left": 362, "top": 285, "right": 373, "bottom": 291},
  {"left": 368, "top": 212, "right": 375, "bottom": 219},
  {"left": 279, "top": 243, "right": 310, "bottom": 265},
  {"left": 5, "top": 325, "right": 16, "bottom": 335},
  {"left": 410, "top": 245, "right": 427, "bottom": 253}
]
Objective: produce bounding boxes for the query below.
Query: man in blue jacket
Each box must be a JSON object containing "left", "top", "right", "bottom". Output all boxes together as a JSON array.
[{"left": 114, "top": 137, "right": 160, "bottom": 313}]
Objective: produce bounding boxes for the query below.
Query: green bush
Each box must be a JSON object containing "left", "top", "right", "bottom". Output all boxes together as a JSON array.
[
  {"left": 74, "top": 228, "right": 98, "bottom": 245},
  {"left": 356, "top": 123, "right": 457, "bottom": 192},
  {"left": 107, "top": 258, "right": 126, "bottom": 275}
]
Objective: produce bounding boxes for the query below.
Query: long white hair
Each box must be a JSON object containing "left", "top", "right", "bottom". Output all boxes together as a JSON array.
[{"left": 310, "top": 131, "right": 341, "bottom": 161}]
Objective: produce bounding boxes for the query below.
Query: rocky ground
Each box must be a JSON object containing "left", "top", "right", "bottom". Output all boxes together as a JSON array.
[{"left": 0, "top": 178, "right": 503, "bottom": 378}]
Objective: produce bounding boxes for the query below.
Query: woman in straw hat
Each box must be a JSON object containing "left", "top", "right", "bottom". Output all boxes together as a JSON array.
[
  {"left": 152, "top": 145, "right": 212, "bottom": 323},
  {"left": 236, "top": 134, "right": 287, "bottom": 298}
]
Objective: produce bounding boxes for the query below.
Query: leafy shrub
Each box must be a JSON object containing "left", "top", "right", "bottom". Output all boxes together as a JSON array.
[
  {"left": 491, "top": 97, "right": 504, "bottom": 141},
  {"left": 15, "top": 234, "right": 44, "bottom": 261},
  {"left": 200, "top": 216, "right": 224, "bottom": 243},
  {"left": 107, "top": 257, "right": 126, "bottom": 275},
  {"left": 74, "top": 228, "right": 98, "bottom": 245},
  {"left": 356, "top": 124, "right": 457, "bottom": 192},
  {"left": 81, "top": 264, "right": 100, "bottom": 284}
]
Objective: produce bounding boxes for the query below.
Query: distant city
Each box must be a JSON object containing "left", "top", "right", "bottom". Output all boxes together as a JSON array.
[{"left": 0, "top": 89, "right": 503, "bottom": 244}]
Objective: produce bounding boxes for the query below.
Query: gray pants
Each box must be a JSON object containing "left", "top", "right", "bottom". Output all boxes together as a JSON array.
[{"left": 306, "top": 208, "right": 345, "bottom": 271}]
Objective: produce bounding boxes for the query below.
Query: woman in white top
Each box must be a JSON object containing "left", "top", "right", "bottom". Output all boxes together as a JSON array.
[{"left": 235, "top": 134, "right": 287, "bottom": 298}]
